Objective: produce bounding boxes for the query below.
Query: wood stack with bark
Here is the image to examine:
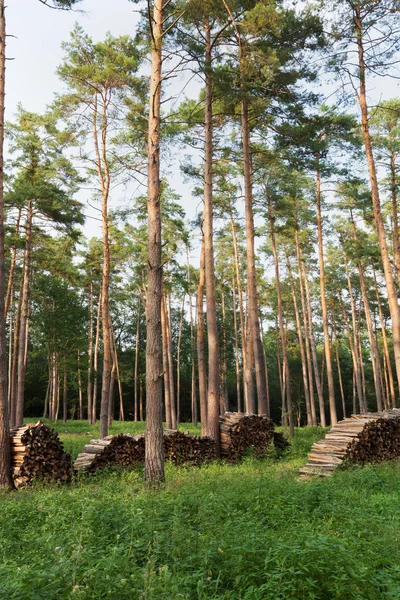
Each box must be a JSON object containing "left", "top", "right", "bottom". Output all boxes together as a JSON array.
[
  {"left": 163, "top": 430, "right": 216, "bottom": 466},
  {"left": 219, "top": 412, "right": 275, "bottom": 461},
  {"left": 74, "top": 430, "right": 217, "bottom": 473},
  {"left": 273, "top": 431, "right": 291, "bottom": 451},
  {"left": 10, "top": 422, "right": 72, "bottom": 487},
  {"left": 299, "top": 409, "right": 400, "bottom": 478}
]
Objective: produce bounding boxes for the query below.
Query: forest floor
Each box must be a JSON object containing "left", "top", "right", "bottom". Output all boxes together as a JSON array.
[{"left": 1, "top": 422, "right": 400, "bottom": 599}]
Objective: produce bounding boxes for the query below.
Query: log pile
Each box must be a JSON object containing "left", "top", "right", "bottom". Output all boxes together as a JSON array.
[
  {"left": 299, "top": 409, "right": 400, "bottom": 478},
  {"left": 74, "top": 430, "right": 216, "bottom": 473},
  {"left": 163, "top": 430, "right": 216, "bottom": 466},
  {"left": 219, "top": 412, "right": 275, "bottom": 460},
  {"left": 10, "top": 422, "right": 72, "bottom": 488},
  {"left": 273, "top": 431, "right": 291, "bottom": 451}
]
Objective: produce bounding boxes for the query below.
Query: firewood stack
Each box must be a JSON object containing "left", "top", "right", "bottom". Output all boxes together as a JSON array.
[
  {"left": 163, "top": 430, "right": 216, "bottom": 466},
  {"left": 10, "top": 422, "right": 72, "bottom": 488},
  {"left": 74, "top": 431, "right": 217, "bottom": 473},
  {"left": 273, "top": 431, "right": 291, "bottom": 451},
  {"left": 219, "top": 412, "right": 275, "bottom": 461},
  {"left": 299, "top": 409, "right": 400, "bottom": 478},
  {"left": 74, "top": 434, "right": 145, "bottom": 473}
]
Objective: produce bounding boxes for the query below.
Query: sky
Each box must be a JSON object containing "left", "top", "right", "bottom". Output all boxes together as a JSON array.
[{"left": 6, "top": 0, "right": 200, "bottom": 245}]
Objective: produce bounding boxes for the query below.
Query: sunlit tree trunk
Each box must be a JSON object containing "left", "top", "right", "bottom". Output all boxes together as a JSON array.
[
  {"left": 15, "top": 201, "right": 33, "bottom": 426},
  {"left": 355, "top": 7, "right": 400, "bottom": 392},
  {"left": 203, "top": 20, "right": 220, "bottom": 452},
  {"left": 197, "top": 239, "right": 207, "bottom": 435},
  {"left": 316, "top": 154, "right": 337, "bottom": 425},
  {"left": 373, "top": 267, "right": 396, "bottom": 408},
  {"left": 145, "top": 0, "right": 165, "bottom": 485},
  {"left": 0, "top": 0, "right": 13, "bottom": 487}
]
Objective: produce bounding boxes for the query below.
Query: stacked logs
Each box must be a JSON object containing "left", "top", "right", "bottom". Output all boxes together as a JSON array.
[
  {"left": 74, "top": 430, "right": 217, "bottom": 473},
  {"left": 164, "top": 430, "right": 216, "bottom": 466},
  {"left": 299, "top": 409, "right": 400, "bottom": 478},
  {"left": 10, "top": 422, "right": 72, "bottom": 487},
  {"left": 219, "top": 412, "right": 275, "bottom": 460}
]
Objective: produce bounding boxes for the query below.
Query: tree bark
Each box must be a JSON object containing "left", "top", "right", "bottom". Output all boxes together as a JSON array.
[
  {"left": 145, "top": 0, "right": 165, "bottom": 485},
  {"left": 241, "top": 96, "right": 268, "bottom": 416},
  {"left": 203, "top": 20, "right": 220, "bottom": 452},
  {"left": 355, "top": 7, "right": 400, "bottom": 392},
  {"left": 197, "top": 238, "right": 207, "bottom": 435},
  {"left": 0, "top": 0, "right": 13, "bottom": 487},
  {"left": 316, "top": 155, "right": 337, "bottom": 425},
  {"left": 15, "top": 201, "right": 33, "bottom": 426},
  {"left": 87, "top": 279, "right": 93, "bottom": 424},
  {"left": 267, "top": 194, "right": 293, "bottom": 435}
]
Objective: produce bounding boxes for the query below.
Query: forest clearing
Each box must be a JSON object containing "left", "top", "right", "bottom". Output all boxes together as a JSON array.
[
  {"left": 2, "top": 0, "right": 400, "bottom": 597},
  {"left": 1, "top": 422, "right": 400, "bottom": 599}
]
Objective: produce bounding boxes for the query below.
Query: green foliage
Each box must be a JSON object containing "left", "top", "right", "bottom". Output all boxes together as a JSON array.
[{"left": 1, "top": 428, "right": 400, "bottom": 598}]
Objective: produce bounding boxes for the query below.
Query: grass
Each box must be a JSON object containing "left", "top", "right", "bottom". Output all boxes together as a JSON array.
[{"left": 2, "top": 424, "right": 400, "bottom": 599}]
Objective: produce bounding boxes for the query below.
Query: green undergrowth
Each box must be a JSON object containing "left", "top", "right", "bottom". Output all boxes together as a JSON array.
[{"left": 2, "top": 426, "right": 400, "bottom": 599}]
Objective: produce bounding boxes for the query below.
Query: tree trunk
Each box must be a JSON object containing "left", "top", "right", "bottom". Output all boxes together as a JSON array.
[
  {"left": 203, "top": 21, "right": 220, "bottom": 452},
  {"left": 92, "top": 287, "right": 102, "bottom": 423},
  {"left": 62, "top": 364, "right": 67, "bottom": 424},
  {"left": 78, "top": 351, "right": 83, "bottom": 421},
  {"left": 187, "top": 247, "right": 197, "bottom": 426},
  {"left": 373, "top": 267, "right": 396, "bottom": 408},
  {"left": 267, "top": 194, "right": 293, "bottom": 435},
  {"left": 15, "top": 201, "right": 33, "bottom": 426},
  {"left": 355, "top": 8, "right": 400, "bottom": 392},
  {"left": 295, "top": 229, "right": 317, "bottom": 426},
  {"left": 220, "top": 291, "right": 228, "bottom": 414},
  {"left": 145, "top": 0, "right": 165, "bottom": 485},
  {"left": 166, "top": 294, "right": 176, "bottom": 429},
  {"left": 303, "top": 261, "right": 326, "bottom": 426},
  {"left": 316, "top": 155, "right": 337, "bottom": 425},
  {"left": 332, "top": 310, "right": 346, "bottom": 419},
  {"left": 241, "top": 96, "right": 268, "bottom": 416},
  {"left": 232, "top": 280, "right": 241, "bottom": 412},
  {"left": 176, "top": 295, "right": 185, "bottom": 425},
  {"left": 197, "top": 238, "right": 207, "bottom": 436},
  {"left": 0, "top": 0, "right": 13, "bottom": 487},
  {"left": 5, "top": 206, "right": 22, "bottom": 317},
  {"left": 87, "top": 280, "right": 93, "bottom": 424},
  {"left": 161, "top": 293, "right": 172, "bottom": 429},
  {"left": 229, "top": 209, "right": 248, "bottom": 409},
  {"left": 286, "top": 252, "right": 312, "bottom": 426},
  {"left": 134, "top": 296, "right": 141, "bottom": 421}
]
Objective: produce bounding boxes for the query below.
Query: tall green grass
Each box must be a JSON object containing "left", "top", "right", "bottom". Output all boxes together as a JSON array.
[{"left": 2, "top": 426, "right": 400, "bottom": 599}]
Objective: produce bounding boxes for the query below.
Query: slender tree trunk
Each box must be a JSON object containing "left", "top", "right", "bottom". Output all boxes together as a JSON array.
[
  {"left": 258, "top": 316, "right": 270, "bottom": 417},
  {"left": 186, "top": 247, "right": 197, "bottom": 426},
  {"left": 15, "top": 201, "right": 33, "bottom": 426},
  {"left": 161, "top": 293, "right": 172, "bottom": 429},
  {"left": 232, "top": 280, "right": 241, "bottom": 412},
  {"left": 332, "top": 311, "right": 346, "bottom": 419},
  {"left": 176, "top": 296, "right": 184, "bottom": 425},
  {"left": 166, "top": 294, "right": 176, "bottom": 429},
  {"left": 108, "top": 359, "right": 115, "bottom": 427},
  {"left": 316, "top": 155, "right": 337, "bottom": 425},
  {"left": 275, "top": 317, "right": 285, "bottom": 423},
  {"left": 43, "top": 362, "right": 50, "bottom": 420},
  {"left": 295, "top": 229, "right": 317, "bottom": 426},
  {"left": 5, "top": 206, "right": 22, "bottom": 317},
  {"left": 220, "top": 291, "right": 227, "bottom": 414},
  {"left": 245, "top": 308, "right": 255, "bottom": 413},
  {"left": 342, "top": 255, "right": 364, "bottom": 411},
  {"left": 139, "top": 379, "right": 144, "bottom": 422},
  {"left": 145, "top": 0, "right": 165, "bottom": 485},
  {"left": 203, "top": 21, "right": 220, "bottom": 452},
  {"left": 78, "top": 351, "right": 83, "bottom": 421},
  {"left": 134, "top": 296, "right": 141, "bottom": 421},
  {"left": 229, "top": 210, "right": 248, "bottom": 409},
  {"left": 286, "top": 252, "right": 312, "bottom": 426},
  {"left": 87, "top": 280, "right": 93, "bottom": 424},
  {"left": 62, "top": 364, "right": 67, "bottom": 424},
  {"left": 355, "top": 8, "right": 400, "bottom": 392},
  {"left": 92, "top": 287, "right": 102, "bottom": 423},
  {"left": 197, "top": 239, "right": 207, "bottom": 436},
  {"left": 241, "top": 98, "right": 267, "bottom": 416},
  {"left": 303, "top": 261, "right": 326, "bottom": 426},
  {"left": 7, "top": 302, "right": 11, "bottom": 412},
  {"left": 373, "top": 267, "right": 396, "bottom": 408},
  {"left": 267, "top": 194, "right": 293, "bottom": 435},
  {"left": 112, "top": 328, "right": 124, "bottom": 422}
]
